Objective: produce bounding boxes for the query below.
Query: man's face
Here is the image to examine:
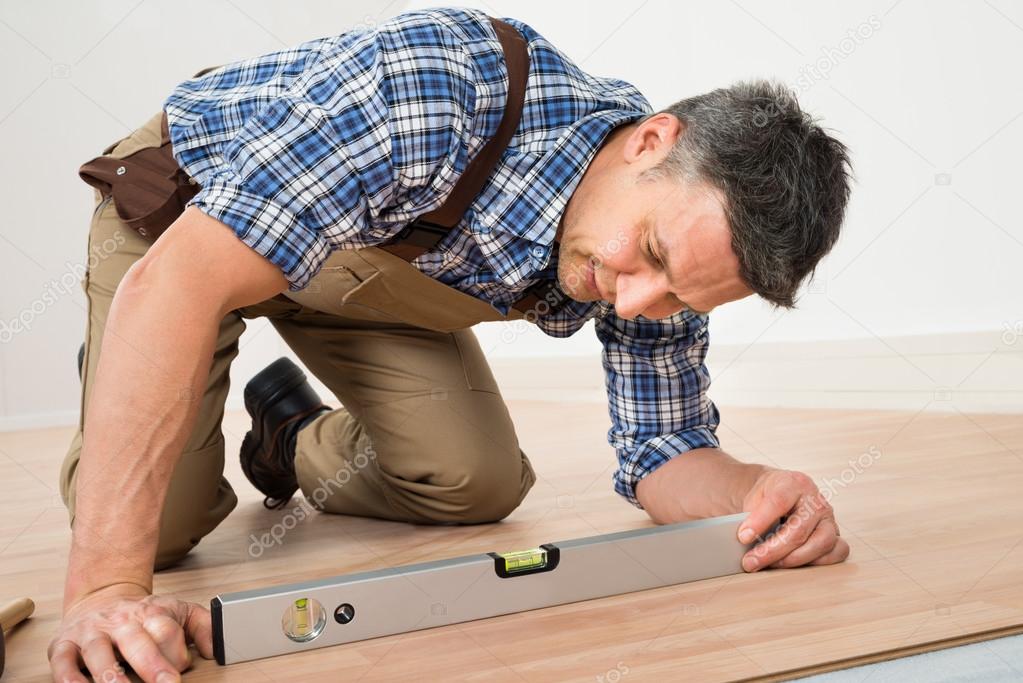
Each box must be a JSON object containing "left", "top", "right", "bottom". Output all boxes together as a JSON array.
[{"left": 555, "top": 115, "right": 754, "bottom": 319}]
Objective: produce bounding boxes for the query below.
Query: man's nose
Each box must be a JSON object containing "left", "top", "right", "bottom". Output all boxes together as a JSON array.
[{"left": 613, "top": 275, "right": 663, "bottom": 320}]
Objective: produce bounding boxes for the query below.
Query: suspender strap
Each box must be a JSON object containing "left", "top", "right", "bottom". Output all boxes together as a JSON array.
[
  {"left": 379, "top": 18, "right": 569, "bottom": 317},
  {"left": 509, "top": 278, "right": 569, "bottom": 316},
  {"left": 378, "top": 17, "right": 529, "bottom": 263}
]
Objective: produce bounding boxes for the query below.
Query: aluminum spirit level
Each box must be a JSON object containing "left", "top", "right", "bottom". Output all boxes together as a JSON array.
[{"left": 212, "top": 512, "right": 753, "bottom": 665}]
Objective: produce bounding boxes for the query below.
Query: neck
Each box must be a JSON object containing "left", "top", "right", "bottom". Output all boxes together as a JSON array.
[{"left": 556, "top": 122, "right": 636, "bottom": 244}]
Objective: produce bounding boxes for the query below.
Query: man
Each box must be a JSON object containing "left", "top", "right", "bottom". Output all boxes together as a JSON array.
[{"left": 50, "top": 7, "right": 851, "bottom": 682}]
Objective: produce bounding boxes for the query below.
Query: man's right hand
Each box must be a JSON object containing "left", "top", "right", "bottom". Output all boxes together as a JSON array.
[{"left": 49, "top": 583, "right": 213, "bottom": 683}]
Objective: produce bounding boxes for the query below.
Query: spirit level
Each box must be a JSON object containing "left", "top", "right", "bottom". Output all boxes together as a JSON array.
[{"left": 212, "top": 512, "right": 754, "bottom": 665}]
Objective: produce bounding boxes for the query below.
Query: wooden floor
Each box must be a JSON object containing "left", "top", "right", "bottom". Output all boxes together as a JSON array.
[{"left": 2, "top": 401, "right": 1022, "bottom": 681}]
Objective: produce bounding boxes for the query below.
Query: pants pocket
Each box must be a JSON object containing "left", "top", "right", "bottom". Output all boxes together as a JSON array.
[
  {"left": 340, "top": 248, "right": 513, "bottom": 332},
  {"left": 453, "top": 329, "right": 502, "bottom": 394},
  {"left": 280, "top": 257, "right": 371, "bottom": 316}
]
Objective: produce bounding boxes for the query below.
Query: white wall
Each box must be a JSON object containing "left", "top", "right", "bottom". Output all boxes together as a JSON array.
[{"left": 1, "top": 0, "right": 1020, "bottom": 427}]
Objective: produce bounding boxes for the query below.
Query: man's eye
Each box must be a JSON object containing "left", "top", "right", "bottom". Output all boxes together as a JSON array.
[{"left": 646, "top": 237, "right": 663, "bottom": 268}]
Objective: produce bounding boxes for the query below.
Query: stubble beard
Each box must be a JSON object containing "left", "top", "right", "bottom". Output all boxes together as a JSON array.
[{"left": 557, "top": 244, "right": 599, "bottom": 303}]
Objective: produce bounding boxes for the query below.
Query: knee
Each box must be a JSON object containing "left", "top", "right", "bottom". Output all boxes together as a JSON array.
[
  {"left": 155, "top": 440, "right": 238, "bottom": 569},
  {"left": 154, "top": 481, "right": 238, "bottom": 570},
  {"left": 154, "top": 536, "right": 199, "bottom": 571},
  {"left": 427, "top": 447, "right": 536, "bottom": 524}
]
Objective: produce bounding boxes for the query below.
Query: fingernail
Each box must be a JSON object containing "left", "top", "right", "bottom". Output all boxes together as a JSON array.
[
  {"left": 157, "top": 672, "right": 179, "bottom": 683},
  {"left": 738, "top": 528, "right": 755, "bottom": 543},
  {"left": 743, "top": 556, "right": 759, "bottom": 572}
]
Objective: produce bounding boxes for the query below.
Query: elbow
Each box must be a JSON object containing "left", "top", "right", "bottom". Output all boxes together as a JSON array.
[
  {"left": 115, "top": 252, "right": 180, "bottom": 308},
  {"left": 116, "top": 246, "right": 228, "bottom": 319},
  {"left": 115, "top": 256, "right": 159, "bottom": 305},
  {"left": 635, "top": 476, "right": 671, "bottom": 525}
]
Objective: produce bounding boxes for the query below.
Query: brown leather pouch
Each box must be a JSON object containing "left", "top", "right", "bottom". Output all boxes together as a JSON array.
[{"left": 78, "top": 113, "right": 198, "bottom": 241}]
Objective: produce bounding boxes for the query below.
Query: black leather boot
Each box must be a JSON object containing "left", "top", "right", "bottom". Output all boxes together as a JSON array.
[{"left": 240, "top": 357, "right": 330, "bottom": 510}]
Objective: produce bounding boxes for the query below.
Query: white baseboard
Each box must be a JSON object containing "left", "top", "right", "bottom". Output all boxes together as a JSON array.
[
  {"left": 2, "top": 330, "right": 1018, "bottom": 431},
  {"left": 489, "top": 330, "right": 1022, "bottom": 414},
  {"left": 0, "top": 410, "right": 80, "bottom": 432}
]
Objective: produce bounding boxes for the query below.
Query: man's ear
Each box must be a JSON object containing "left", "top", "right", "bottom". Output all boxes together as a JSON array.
[{"left": 623, "top": 113, "right": 684, "bottom": 167}]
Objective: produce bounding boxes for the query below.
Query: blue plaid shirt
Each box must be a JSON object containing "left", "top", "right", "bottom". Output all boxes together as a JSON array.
[{"left": 163, "top": 7, "right": 720, "bottom": 508}]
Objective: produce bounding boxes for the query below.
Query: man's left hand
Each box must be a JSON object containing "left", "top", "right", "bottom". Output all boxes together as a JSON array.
[{"left": 737, "top": 468, "right": 850, "bottom": 572}]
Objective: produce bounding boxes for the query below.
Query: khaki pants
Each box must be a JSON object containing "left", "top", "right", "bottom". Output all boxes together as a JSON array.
[{"left": 59, "top": 112, "right": 536, "bottom": 569}]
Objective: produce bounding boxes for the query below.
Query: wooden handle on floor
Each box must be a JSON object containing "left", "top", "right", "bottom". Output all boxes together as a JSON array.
[{"left": 0, "top": 598, "right": 34, "bottom": 632}]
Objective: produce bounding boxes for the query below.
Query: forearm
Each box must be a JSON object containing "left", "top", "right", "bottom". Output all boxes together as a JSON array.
[
  {"left": 634, "top": 447, "right": 768, "bottom": 524},
  {"left": 63, "top": 207, "right": 289, "bottom": 609},
  {"left": 65, "top": 265, "right": 223, "bottom": 607}
]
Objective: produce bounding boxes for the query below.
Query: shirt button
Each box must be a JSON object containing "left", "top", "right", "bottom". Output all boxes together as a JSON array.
[{"left": 531, "top": 245, "right": 547, "bottom": 258}]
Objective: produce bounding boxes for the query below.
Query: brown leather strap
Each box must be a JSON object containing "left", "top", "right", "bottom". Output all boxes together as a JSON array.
[
  {"left": 510, "top": 278, "right": 569, "bottom": 316},
  {"left": 378, "top": 17, "right": 529, "bottom": 262},
  {"left": 378, "top": 18, "right": 570, "bottom": 317}
]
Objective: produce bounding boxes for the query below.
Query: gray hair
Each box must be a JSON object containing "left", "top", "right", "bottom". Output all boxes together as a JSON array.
[{"left": 646, "top": 80, "right": 852, "bottom": 308}]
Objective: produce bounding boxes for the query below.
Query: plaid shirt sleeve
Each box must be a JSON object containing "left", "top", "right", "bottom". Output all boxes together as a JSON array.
[
  {"left": 595, "top": 308, "right": 721, "bottom": 508},
  {"left": 176, "top": 21, "right": 479, "bottom": 291}
]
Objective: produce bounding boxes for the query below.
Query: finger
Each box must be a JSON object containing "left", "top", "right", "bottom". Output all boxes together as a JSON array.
[
  {"left": 110, "top": 625, "right": 181, "bottom": 683},
  {"left": 49, "top": 639, "right": 89, "bottom": 683},
  {"left": 744, "top": 510, "right": 827, "bottom": 572},
  {"left": 809, "top": 536, "right": 850, "bottom": 566},
  {"left": 183, "top": 603, "right": 215, "bottom": 660},
  {"left": 769, "top": 517, "right": 841, "bottom": 569},
  {"left": 81, "top": 634, "right": 128, "bottom": 683},
  {"left": 143, "top": 614, "right": 191, "bottom": 671},
  {"left": 771, "top": 492, "right": 830, "bottom": 549},
  {"left": 738, "top": 485, "right": 801, "bottom": 544}
]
